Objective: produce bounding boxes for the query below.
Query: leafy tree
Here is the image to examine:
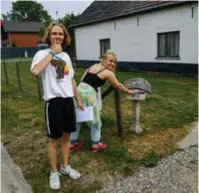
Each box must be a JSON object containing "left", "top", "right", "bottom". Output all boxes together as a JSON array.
[
  {"left": 2, "top": 13, "right": 11, "bottom": 21},
  {"left": 3, "top": 1, "right": 52, "bottom": 41},
  {"left": 39, "top": 27, "right": 46, "bottom": 37},
  {"left": 58, "top": 13, "right": 79, "bottom": 57},
  {"left": 4, "top": 0, "right": 52, "bottom": 23}
]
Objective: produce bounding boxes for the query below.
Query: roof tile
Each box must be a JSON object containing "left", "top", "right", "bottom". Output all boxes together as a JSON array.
[
  {"left": 72, "top": 1, "right": 192, "bottom": 27},
  {"left": 3, "top": 21, "right": 44, "bottom": 32}
]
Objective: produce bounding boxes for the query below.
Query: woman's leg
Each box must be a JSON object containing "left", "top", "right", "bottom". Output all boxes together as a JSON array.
[
  {"left": 69, "top": 123, "right": 83, "bottom": 151},
  {"left": 91, "top": 123, "right": 101, "bottom": 146},
  {"left": 70, "top": 123, "right": 81, "bottom": 144},
  {"left": 90, "top": 123, "right": 106, "bottom": 152},
  {"left": 91, "top": 124, "right": 101, "bottom": 148}
]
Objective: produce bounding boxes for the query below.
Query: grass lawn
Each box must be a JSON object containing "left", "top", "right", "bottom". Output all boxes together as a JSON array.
[{"left": 1, "top": 59, "right": 198, "bottom": 193}]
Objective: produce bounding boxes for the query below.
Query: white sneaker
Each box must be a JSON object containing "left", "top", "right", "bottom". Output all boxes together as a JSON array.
[
  {"left": 60, "top": 165, "right": 81, "bottom": 179},
  {"left": 49, "top": 172, "right": 61, "bottom": 190}
]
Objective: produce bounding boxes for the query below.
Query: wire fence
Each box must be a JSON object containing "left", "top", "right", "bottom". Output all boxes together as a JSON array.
[
  {"left": 1, "top": 59, "right": 43, "bottom": 100},
  {"left": 1, "top": 59, "right": 123, "bottom": 137}
]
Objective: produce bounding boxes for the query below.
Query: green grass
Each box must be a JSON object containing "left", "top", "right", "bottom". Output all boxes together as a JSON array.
[
  {"left": 2, "top": 57, "right": 33, "bottom": 61},
  {"left": 1, "top": 59, "right": 198, "bottom": 193}
]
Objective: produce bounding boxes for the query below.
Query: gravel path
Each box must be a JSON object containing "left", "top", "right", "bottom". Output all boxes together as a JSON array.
[{"left": 97, "top": 145, "right": 198, "bottom": 193}]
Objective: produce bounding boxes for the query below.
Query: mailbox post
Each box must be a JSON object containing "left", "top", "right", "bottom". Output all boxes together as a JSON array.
[{"left": 124, "top": 78, "right": 151, "bottom": 134}]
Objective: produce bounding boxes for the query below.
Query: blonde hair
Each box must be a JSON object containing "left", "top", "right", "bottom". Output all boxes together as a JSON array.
[
  {"left": 42, "top": 22, "right": 71, "bottom": 47},
  {"left": 101, "top": 50, "right": 118, "bottom": 64}
]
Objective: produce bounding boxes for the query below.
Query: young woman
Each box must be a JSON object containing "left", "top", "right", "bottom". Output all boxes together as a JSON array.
[
  {"left": 30, "top": 22, "right": 83, "bottom": 190},
  {"left": 70, "top": 50, "right": 139, "bottom": 152}
]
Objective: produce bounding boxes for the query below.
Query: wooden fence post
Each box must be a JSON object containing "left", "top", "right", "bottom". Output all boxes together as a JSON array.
[
  {"left": 114, "top": 89, "right": 123, "bottom": 139},
  {"left": 102, "top": 85, "right": 114, "bottom": 99},
  {"left": 16, "top": 61, "right": 22, "bottom": 91},
  {"left": 3, "top": 60, "right": 9, "bottom": 84},
  {"left": 102, "top": 85, "right": 123, "bottom": 138},
  {"left": 36, "top": 76, "right": 42, "bottom": 101}
]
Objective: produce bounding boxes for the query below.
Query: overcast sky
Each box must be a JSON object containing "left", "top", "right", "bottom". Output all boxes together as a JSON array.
[{"left": 1, "top": 0, "right": 93, "bottom": 19}]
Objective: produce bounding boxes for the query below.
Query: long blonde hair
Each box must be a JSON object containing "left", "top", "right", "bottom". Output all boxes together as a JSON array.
[{"left": 42, "top": 22, "right": 71, "bottom": 47}]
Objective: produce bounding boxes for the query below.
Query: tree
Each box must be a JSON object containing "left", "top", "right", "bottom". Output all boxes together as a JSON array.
[
  {"left": 2, "top": 13, "right": 11, "bottom": 21},
  {"left": 4, "top": 0, "right": 52, "bottom": 23},
  {"left": 58, "top": 13, "right": 79, "bottom": 31},
  {"left": 58, "top": 13, "right": 79, "bottom": 56},
  {"left": 39, "top": 27, "right": 46, "bottom": 38}
]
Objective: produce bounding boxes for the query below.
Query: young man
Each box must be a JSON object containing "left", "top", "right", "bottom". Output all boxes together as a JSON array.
[{"left": 30, "top": 22, "right": 83, "bottom": 190}]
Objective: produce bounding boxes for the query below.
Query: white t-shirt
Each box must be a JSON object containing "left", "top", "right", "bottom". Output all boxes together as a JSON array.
[{"left": 30, "top": 49, "right": 75, "bottom": 101}]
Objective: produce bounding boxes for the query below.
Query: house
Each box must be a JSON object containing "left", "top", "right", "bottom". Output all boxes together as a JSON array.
[
  {"left": 1, "top": 20, "right": 9, "bottom": 47},
  {"left": 71, "top": 1, "right": 198, "bottom": 74},
  {"left": 2, "top": 21, "right": 44, "bottom": 48}
]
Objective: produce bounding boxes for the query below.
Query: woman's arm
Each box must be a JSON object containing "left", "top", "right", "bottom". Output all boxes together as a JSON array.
[{"left": 106, "top": 72, "right": 135, "bottom": 94}]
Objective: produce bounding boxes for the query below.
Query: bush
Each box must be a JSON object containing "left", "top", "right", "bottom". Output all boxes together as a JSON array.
[
  {"left": 12, "top": 42, "right": 17, "bottom": 47},
  {"left": 142, "top": 151, "right": 159, "bottom": 167}
]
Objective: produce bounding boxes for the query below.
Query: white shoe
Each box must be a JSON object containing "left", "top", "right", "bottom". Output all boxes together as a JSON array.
[
  {"left": 60, "top": 165, "right": 81, "bottom": 179},
  {"left": 49, "top": 172, "right": 61, "bottom": 190}
]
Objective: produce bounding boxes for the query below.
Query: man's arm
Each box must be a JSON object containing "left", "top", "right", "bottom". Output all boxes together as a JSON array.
[
  {"left": 72, "top": 79, "right": 84, "bottom": 110},
  {"left": 31, "top": 54, "right": 53, "bottom": 76},
  {"left": 31, "top": 39, "right": 62, "bottom": 76}
]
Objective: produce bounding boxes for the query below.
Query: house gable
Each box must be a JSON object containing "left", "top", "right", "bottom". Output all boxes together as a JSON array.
[
  {"left": 71, "top": 1, "right": 195, "bottom": 28},
  {"left": 1, "top": 21, "right": 44, "bottom": 47},
  {"left": 3, "top": 21, "right": 44, "bottom": 32},
  {"left": 73, "top": 1, "right": 198, "bottom": 74}
]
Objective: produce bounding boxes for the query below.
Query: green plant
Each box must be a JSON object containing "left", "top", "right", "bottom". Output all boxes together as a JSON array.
[
  {"left": 39, "top": 27, "right": 45, "bottom": 37},
  {"left": 142, "top": 151, "right": 159, "bottom": 167},
  {"left": 105, "top": 146, "right": 133, "bottom": 163}
]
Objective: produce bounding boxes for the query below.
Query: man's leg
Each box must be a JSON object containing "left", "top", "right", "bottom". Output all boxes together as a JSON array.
[
  {"left": 60, "top": 132, "right": 81, "bottom": 179},
  {"left": 45, "top": 98, "right": 62, "bottom": 190},
  {"left": 61, "top": 132, "right": 70, "bottom": 167},
  {"left": 60, "top": 98, "right": 81, "bottom": 179},
  {"left": 48, "top": 138, "right": 60, "bottom": 190},
  {"left": 48, "top": 138, "right": 58, "bottom": 172}
]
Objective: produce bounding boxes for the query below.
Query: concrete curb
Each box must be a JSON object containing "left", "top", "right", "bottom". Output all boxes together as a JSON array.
[
  {"left": 1, "top": 144, "right": 33, "bottom": 193},
  {"left": 177, "top": 123, "right": 198, "bottom": 149}
]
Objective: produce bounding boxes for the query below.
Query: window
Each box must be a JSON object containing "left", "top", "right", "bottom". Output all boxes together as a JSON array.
[
  {"left": 100, "top": 39, "right": 110, "bottom": 57},
  {"left": 157, "top": 31, "right": 180, "bottom": 58}
]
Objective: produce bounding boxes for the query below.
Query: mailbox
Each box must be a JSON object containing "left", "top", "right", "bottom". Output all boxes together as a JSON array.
[{"left": 124, "top": 78, "right": 152, "bottom": 134}]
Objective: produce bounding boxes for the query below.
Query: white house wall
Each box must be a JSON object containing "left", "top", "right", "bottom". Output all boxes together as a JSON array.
[{"left": 75, "top": 3, "right": 198, "bottom": 64}]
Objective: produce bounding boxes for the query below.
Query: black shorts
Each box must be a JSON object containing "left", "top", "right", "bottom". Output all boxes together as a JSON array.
[{"left": 45, "top": 97, "right": 76, "bottom": 139}]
